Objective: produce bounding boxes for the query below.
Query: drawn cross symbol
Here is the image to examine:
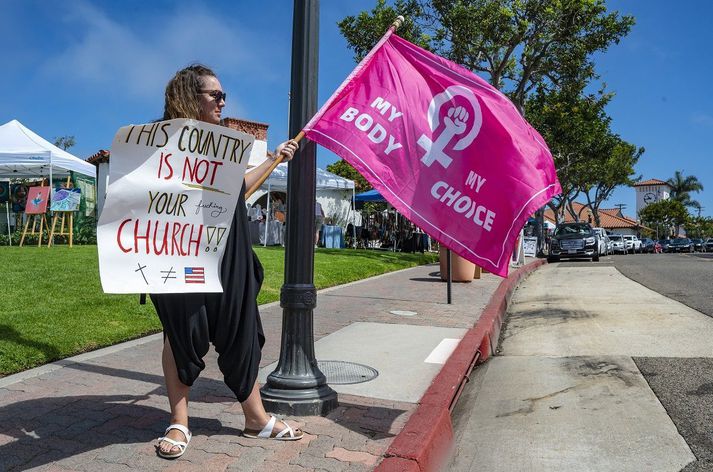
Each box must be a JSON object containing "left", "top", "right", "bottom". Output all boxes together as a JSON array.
[
  {"left": 160, "top": 267, "right": 177, "bottom": 284},
  {"left": 135, "top": 263, "right": 149, "bottom": 285}
]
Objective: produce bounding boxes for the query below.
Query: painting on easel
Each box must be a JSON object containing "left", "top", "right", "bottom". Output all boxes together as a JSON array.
[
  {"left": 25, "top": 186, "right": 51, "bottom": 214},
  {"left": 0, "top": 181, "right": 9, "bottom": 203},
  {"left": 50, "top": 188, "right": 81, "bottom": 212},
  {"left": 11, "top": 184, "right": 28, "bottom": 212}
]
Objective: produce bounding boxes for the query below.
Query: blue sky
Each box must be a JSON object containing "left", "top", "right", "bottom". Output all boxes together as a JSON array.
[{"left": 1, "top": 1, "right": 710, "bottom": 218}]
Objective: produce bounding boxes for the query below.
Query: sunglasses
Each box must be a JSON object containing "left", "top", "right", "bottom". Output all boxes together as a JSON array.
[{"left": 200, "top": 90, "right": 227, "bottom": 102}]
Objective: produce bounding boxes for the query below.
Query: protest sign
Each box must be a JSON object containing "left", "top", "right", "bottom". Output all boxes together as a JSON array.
[
  {"left": 97, "top": 119, "right": 253, "bottom": 293},
  {"left": 304, "top": 33, "right": 560, "bottom": 277}
]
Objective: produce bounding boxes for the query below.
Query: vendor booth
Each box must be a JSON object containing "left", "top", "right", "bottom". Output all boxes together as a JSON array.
[
  {"left": 354, "top": 189, "right": 430, "bottom": 252},
  {"left": 246, "top": 163, "right": 356, "bottom": 247},
  {"left": 0, "top": 120, "right": 97, "bottom": 243}
]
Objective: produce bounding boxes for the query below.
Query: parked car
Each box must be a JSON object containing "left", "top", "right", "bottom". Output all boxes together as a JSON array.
[
  {"left": 659, "top": 239, "right": 672, "bottom": 252},
  {"left": 640, "top": 238, "right": 656, "bottom": 253},
  {"left": 609, "top": 234, "right": 628, "bottom": 254},
  {"left": 691, "top": 238, "right": 705, "bottom": 252},
  {"left": 548, "top": 222, "right": 600, "bottom": 262},
  {"left": 622, "top": 235, "right": 642, "bottom": 253},
  {"left": 706, "top": 238, "right": 713, "bottom": 252},
  {"left": 668, "top": 238, "right": 693, "bottom": 253},
  {"left": 592, "top": 228, "right": 610, "bottom": 256}
]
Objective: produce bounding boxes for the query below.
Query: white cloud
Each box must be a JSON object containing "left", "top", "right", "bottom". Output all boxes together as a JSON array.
[
  {"left": 41, "top": 0, "right": 279, "bottom": 114},
  {"left": 691, "top": 113, "right": 713, "bottom": 128}
]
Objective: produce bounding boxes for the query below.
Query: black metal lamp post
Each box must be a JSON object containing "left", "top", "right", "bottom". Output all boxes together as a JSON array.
[{"left": 260, "top": 0, "right": 338, "bottom": 416}]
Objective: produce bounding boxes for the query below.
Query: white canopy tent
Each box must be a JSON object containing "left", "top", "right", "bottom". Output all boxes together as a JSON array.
[
  {"left": 246, "top": 163, "right": 357, "bottom": 247},
  {"left": 0, "top": 120, "right": 96, "bottom": 179},
  {"left": 0, "top": 119, "right": 96, "bottom": 244}
]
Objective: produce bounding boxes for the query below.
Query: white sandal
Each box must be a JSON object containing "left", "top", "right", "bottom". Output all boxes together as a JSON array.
[
  {"left": 156, "top": 423, "right": 192, "bottom": 459},
  {"left": 242, "top": 415, "right": 303, "bottom": 441}
]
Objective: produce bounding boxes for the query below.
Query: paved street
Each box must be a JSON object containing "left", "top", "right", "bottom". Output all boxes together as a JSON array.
[
  {"left": 449, "top": 253, "right": 713, "bottom": 471},
  {"left": 613, "top": 253, "right": 713, "bottom": 472}
]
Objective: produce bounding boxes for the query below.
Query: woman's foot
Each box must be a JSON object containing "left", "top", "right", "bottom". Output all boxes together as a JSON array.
[
  {"left": 243, "top": 415, "right": 304, "bottom": 440},
  {"left": 157, "top": 424, "right": 191, "bottom": 458}
]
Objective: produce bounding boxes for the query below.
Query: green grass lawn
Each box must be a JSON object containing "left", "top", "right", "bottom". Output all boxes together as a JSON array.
[{"left": 0, "top": 245, "right": 437, "bottom": 376}]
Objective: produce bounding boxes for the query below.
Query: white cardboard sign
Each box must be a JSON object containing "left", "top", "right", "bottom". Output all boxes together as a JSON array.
[
  {"left": 97, "top": 119, "right": 253, "bottom": 293},
  {"left": 523, "top": 236, "right": 538, "bottom": 258}
]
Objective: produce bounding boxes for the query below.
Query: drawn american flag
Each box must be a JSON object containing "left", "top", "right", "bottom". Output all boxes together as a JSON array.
[{"left": 184, "top": 267, "right": 205, "bottom": 284}]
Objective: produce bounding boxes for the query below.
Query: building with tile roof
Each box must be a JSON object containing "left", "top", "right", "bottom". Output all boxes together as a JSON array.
[{"left": 544, "top": 202, "right": 650, "bottom": 236}]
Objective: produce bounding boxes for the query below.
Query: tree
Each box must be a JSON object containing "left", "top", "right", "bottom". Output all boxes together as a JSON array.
[
  {"left": 338, "top": 0, "right": 432, "bottom": 62},
  {"left": 325, "top": 159, "right": 372, "bottom": 192},
  {"left": 53, "top": 136, "right": 76, "bottom": 151},
  {"left": 340, "top": 1, "right": 634, "bottom": 109},
  {"left": 579, "top": 136, "right": 643, "bottom": 227},
  {"left": 666, "top": 170, "right": 704, "bottom": 211},
  {"left": 639, "top": 199, "right": 689, "bottom": 239},
  {"left": 526, "top": 84, "right": 614, "bottom": 224},
  {"left": 684, "top": 216, "right": 713, "bottom": 239}
]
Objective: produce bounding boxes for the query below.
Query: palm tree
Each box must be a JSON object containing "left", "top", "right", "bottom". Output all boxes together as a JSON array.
[{"left": 667, "top": 171, "right": 704, "bottom": 210}]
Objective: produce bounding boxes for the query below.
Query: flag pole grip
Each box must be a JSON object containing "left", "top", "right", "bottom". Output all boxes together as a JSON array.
[
  {"left": 390, "top": 15, "right": 405, "bottom": 31},
  {"left": 245, "top": 131, "right": 304, "bottom": 199}
]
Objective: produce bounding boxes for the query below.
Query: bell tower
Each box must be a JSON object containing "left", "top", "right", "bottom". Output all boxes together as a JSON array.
[{"left": 633, "top": 179, "right": 672, "bottom": 216}]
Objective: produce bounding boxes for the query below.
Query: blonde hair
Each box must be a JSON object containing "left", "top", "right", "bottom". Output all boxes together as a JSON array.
[{"left": 163, "top": 64, "right": 216, "bottom": 120}]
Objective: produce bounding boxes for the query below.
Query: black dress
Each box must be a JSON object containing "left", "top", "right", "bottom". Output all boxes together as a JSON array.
[{"left": 150, "top": 183, "right": 265, "bottom": 402}]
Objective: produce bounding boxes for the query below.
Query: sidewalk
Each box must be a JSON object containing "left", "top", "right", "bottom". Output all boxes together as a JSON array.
[
  {"left": 0, "top": 260, "right": 537, "bottom": 472},
  {"left": 448, "top": 263, "right": 712, "bottom": 471}
]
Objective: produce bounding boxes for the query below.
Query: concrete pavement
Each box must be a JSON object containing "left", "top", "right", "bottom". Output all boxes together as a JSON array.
[
  {"left": 0, "top": 258, "right": 531, "bottom": 471},
  {"left": 449, "top": 263, "right": 708, "bottom": 471}
]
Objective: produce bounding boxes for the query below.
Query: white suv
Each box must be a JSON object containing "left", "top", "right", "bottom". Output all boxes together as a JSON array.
[
  {"left": 592, "top": 228, "right": 609, "bottom": 256},
  {"left": 622, "top": 235, "right": 642, "bottom": 254},
  {"left": 609, "top": 234, "right": 627, "bottom": 254}
]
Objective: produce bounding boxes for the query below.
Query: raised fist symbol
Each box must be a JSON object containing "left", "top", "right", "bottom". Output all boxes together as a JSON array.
[
  {"left": 417, "top": 85, "right": 483, "bottom": 169},
  {"left": 444, "top": 106, "right": 469, "bottom": 135}
]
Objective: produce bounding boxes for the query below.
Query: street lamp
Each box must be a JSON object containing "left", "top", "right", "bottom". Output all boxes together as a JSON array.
[{"left": 260, "top": 0, "right": 338, "bottom": 416}]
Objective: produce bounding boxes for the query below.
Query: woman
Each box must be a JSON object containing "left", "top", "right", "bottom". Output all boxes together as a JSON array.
[{"left": 153, "top": 64, "right": 302, "bottom": 459}]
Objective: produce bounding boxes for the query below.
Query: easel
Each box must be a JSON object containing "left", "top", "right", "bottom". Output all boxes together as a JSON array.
[
  {"left": 19, "top": 211, "right": 49, "bottom": 247},
  {"left": 48, "top": 177, "right": 75, "bottom": 247},
  {"left": 47, "top": 211, "right": 74, "bottom": 247},
  {"left": 20, "top": 179, "right": 49, "bottom": 247}
]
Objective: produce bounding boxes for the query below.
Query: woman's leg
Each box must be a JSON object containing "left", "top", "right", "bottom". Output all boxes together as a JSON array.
[{"left": 159, "top": 339, "right": 191, "bottom": 453}]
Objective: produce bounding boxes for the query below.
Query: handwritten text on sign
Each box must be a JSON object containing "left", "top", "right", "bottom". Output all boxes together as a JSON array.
[{"left": 97, "top": 119, "right": 253, "bottom": 293}]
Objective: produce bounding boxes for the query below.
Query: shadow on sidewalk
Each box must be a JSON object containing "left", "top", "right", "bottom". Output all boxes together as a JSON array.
[
  {"left": 324, "top": 400, "right": 408, "bottom": 441},
  {"left": 409, "top": 277, "right": 444, "bottom": 283},
  {"left": 0, "top": 393, "right": 239, "bottom": 471},
  {"left": 1, "top": 362, "right": 410, "bottom": 469},
  {"left": 61, "top": 361, "right": 238, "bottom": 403}
]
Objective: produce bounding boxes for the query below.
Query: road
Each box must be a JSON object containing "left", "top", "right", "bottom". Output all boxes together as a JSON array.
[
  {"left": 612, "top": 253, "right": 713, "bottom": 472},
  {"left": 449, "top": 252, "right": 713, "bottom": 471}
]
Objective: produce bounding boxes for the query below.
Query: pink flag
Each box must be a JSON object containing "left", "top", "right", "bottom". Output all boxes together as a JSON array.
[{"left": 304, "top": 33, "right": 561, "bottom": 277}]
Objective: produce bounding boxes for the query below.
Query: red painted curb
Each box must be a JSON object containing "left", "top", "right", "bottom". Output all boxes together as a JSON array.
[
  {"left": 375, "top": 259, "right": 546, "bottom": 472},
  {"left": 376, "top": 457, "right": 420, "bottom": 472}
]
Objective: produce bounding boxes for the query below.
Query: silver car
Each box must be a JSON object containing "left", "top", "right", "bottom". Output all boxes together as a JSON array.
[{"left": 609, "top": 234, "right": 627, "bottom": 254}]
